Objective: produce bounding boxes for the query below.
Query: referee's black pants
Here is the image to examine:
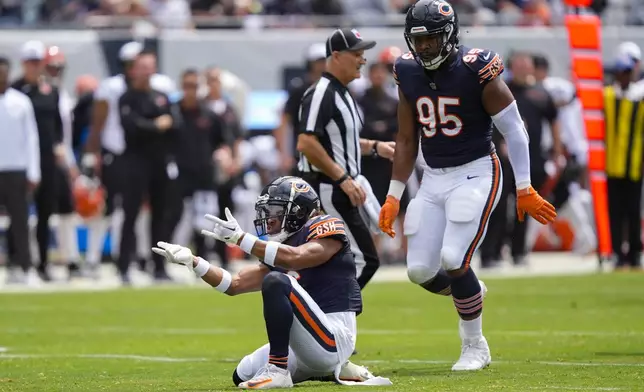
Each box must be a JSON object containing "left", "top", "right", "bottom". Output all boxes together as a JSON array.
[
  {"left": 302, "top": 175, "right": 380, "bottom": 288},
  {"left": 117, "top": 153, "right": 182, "bottom": 278},
  {"left": 607, "top": 177, "right": 642, "bottom": 267},
  {"left": 0, "top": 171, "right": 31, "bottom": 272}
]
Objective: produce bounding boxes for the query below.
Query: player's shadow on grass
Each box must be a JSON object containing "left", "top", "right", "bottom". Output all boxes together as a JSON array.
[{"left": 594, "top": 351, "right": 644, "bottom": 357}]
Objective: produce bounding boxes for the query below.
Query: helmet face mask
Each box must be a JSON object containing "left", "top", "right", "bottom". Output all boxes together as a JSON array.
[
  {"left": 404, "top": 0, "right": 459, "bottom": 71},
  {"left": 253, "top": 177, "right": 320, "bottom": 243}
]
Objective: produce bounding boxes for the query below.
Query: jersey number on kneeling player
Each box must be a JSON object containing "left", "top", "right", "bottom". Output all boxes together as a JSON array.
[{"left": 416, "top": 96, "right": 463, "bottom": 138}]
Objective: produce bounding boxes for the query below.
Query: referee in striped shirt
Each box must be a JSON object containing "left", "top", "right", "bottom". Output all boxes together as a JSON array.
[{"left": 297, "top": 28, "right": 395, "bottom": 289}]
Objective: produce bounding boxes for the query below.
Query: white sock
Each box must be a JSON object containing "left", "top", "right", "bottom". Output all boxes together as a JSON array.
[
  {"left": 109, "top": 209, "right": 124, "bottom": 259},
  {"left": 461, "top": 314, "right": 483, "bottom": 341},
  {"left": 86, "top": 217, "right": 109, "bottom": 265},
  {"left": 58, "top": 214, "right": 80, "bottom": 263},
  {"left": 135, "top": 208, "right": 151, "bottom": 259},
  {"left": 28, "top": 214, "right": 40, "bottom": 264}
]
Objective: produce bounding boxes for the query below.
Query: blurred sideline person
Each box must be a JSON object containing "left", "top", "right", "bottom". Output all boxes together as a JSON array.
[
  {"left": 0, "top": 56, "right": 40, "bottom": 284},
  {"left": 349, "top": 45, "right": 401, "bottom": 100},
  {"left": 173, "top": 69, "right": 228, "bottom": 260},
  {"left": 273, "top": 43, "right": 327, "bottom": 175},
  {"left": 530, "top": 54, "right": 596, "bottom": 255},
  {"left": 116, "top": 51, "right": 183, "bottom": 284},
  {"left": 357, "top": 61, "right": 409, "bottom": 263},
  {"left": 10, "top": 40, "right": 64, "bottom": 281},
  {"left": 82, "top": 41, "right": 175, "bottom": 276},
  {"left": 604, "top": 53, "right": 644, "bottom": 270},
  {"left": 479, "top": 51, "right": 562, "bottom": 267},
  {"left": 43, "top": 45, "right": 82, "bottom": 277},
  {"left": 204, "top": 66, "right": 245, "bottom": 269}
]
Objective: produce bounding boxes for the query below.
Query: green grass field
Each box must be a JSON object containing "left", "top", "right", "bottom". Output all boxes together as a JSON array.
[{"left": 1, "top": 273, "right": 643, "bottom": 391}]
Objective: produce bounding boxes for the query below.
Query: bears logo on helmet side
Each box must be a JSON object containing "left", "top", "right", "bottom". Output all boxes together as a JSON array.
[{"left": 73, "top": 176, "right": 106, "bottom": 219}]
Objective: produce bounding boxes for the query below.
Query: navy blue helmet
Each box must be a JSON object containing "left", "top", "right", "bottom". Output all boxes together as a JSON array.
[
  {"left": 404, "top": 0, "right": 460, "bottom": 70},
  {"left": 254, "top": 176, "right": 321, "bottom": 242}
]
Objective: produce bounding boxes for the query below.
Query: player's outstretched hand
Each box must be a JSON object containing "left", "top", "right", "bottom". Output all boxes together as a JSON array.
[
  {"left": 152, "top": 241, "right": 194, "bottom": 269},
  {"left": 201, "top": 207, "right": 245, "bottom": 245},
  {"left": 377, "top": 141, "right": 396, "bottom": 161},
  {"left": 378, "top": 196, "right": 400, "bottom": 238},
  {"left": 516, "top": 186, "right": 557, "bottom": 224}
]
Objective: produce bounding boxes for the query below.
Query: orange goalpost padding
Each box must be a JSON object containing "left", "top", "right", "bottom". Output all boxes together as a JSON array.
[{"left": 564, "top": 4, "right": 612, "bottom": 265}]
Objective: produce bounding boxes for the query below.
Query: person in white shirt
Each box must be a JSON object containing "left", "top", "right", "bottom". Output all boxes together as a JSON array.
[
  {"left": 82, "top": 41, "right": 176, "bottom": 278},
  {"left": 531, "top": 54, "right": 596, "bottom": 255},
  {"left": 0, "top": 57, "right": 40, "bottom": 284}
]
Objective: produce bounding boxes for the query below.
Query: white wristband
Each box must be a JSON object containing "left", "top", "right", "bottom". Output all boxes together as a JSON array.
[
  {"left": 193, "top": 257, "right": 210, "bottom": 277},
  {"left": 387, "top": 180, "right": 406, "bottom": 200},
  {"left": 215, "top": 268, "right": 232, "bottom": 293},
  {"left": 263, "top": 241, "right": 280, "bottom": 267},
  {"left": 239, "top": 234, "right": 258, "bottom": 254}
]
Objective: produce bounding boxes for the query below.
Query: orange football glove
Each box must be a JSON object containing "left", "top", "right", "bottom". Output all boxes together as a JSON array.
[
  {"left": 516, "top": 186, "right": 557, "bottom": 224},
  {"left": 378, "top": 196, "right": 400, "bottom": 238}
]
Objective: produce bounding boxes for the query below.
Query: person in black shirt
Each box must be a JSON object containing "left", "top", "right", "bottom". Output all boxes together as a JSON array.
[
  {"left": 273, "top": 43, "right": 327, "bottom": 175},
  {"left": 9, "top": 40, "right": 64, "bottom": 281},
  {"left": 479, "top": 51, "right": 562, "bottom": 267},
  {"left": 117, "top": 51, "right": 182, "bottom": 284},
  {"left": 175, "top": 69, "right": 228, "bottom": 259},
  {"left": 357, "top": 62, "right": 408, "bottom": 262},
  {"left": 204, "top": 66, "right": 245, "bottom": 270}
]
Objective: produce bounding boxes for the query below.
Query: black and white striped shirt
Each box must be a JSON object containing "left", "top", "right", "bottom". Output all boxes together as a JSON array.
[{"left": 297, "top": 72, "right": 362, "bottom": 181}]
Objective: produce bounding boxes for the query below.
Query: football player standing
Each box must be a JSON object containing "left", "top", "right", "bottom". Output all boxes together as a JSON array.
[{"left": 378, "top": 0, "right": 557, "bottom": 371}]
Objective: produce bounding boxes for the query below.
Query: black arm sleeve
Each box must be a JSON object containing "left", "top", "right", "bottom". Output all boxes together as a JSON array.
[{"left": 119, "top": 91, "right": 159, "bottom": 133}]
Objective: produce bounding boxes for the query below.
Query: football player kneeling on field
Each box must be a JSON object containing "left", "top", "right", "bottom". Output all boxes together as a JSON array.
[{"left": 153, "top": 176, "right": 391, "bottom": 389}]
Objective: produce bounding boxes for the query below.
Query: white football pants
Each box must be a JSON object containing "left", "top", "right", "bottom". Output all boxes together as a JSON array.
[
  {"left": 405, "top": 153, "right": 502, "bottom": 284},
  {"left": 235, "top": 275, "right": 356, "bottom": 383}
]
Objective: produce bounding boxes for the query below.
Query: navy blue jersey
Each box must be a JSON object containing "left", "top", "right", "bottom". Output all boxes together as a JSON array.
[
  {"left": 263, "top": 214, "right": 362, "bottom": 315},
  {"left": 394, "top": 46, "right": 504, "bottom": 168}
]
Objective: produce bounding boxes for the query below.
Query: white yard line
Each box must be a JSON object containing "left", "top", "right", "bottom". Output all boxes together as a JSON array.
[
  {"left": 361, "top": 359, "right": 644, "bottom": 368},
  {"left": 0, "top": 353, "right": 209, "bottom": 362},
  {"left": 2, "top": 326, "right": 642, "bottom": 338},
  {"left": 527, "top": 387, "right": 623, "bottom": 391},
  {"left": 358, "top": 329, "right": 644, "bottom": 337}
]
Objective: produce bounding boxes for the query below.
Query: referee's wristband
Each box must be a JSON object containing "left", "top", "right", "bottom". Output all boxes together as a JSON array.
[{"left": 335, "top": 172, "right": 349, "bottom": 186}]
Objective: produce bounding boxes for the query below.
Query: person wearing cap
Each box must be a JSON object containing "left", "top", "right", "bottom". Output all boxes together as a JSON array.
[
  {"left": 297, "top": 28, "right": 395, "bottom": 289},
  {"left": 81, "top": 41, "right": 176, "bottom": 279},
  {"left": 273, "top": 42, "right": 327, "bottom": 176},
  {"left": 616, "top": 41, "right": 642, "bottom": 82},
  {"left": 604, "top": 52, "right": 644, "bottom": 271},
  {"left": 10, "top": 40, "right": 65, "bottom": 282}
]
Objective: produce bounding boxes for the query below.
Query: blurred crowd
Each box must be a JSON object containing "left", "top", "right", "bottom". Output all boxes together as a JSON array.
[
  {"left": 0, "top": 0, "right": 614, "bottom": 28},
  {"left": 3, "top": 34, "right": 644, "bottom": 288}
]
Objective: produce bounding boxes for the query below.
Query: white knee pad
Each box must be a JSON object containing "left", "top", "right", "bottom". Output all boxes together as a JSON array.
[
  {"left": 440, "top": 246, "right": 462, "bottom": 271},
  {"left": 407, "top": 265, "right": 438, "bottom": 285}
]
